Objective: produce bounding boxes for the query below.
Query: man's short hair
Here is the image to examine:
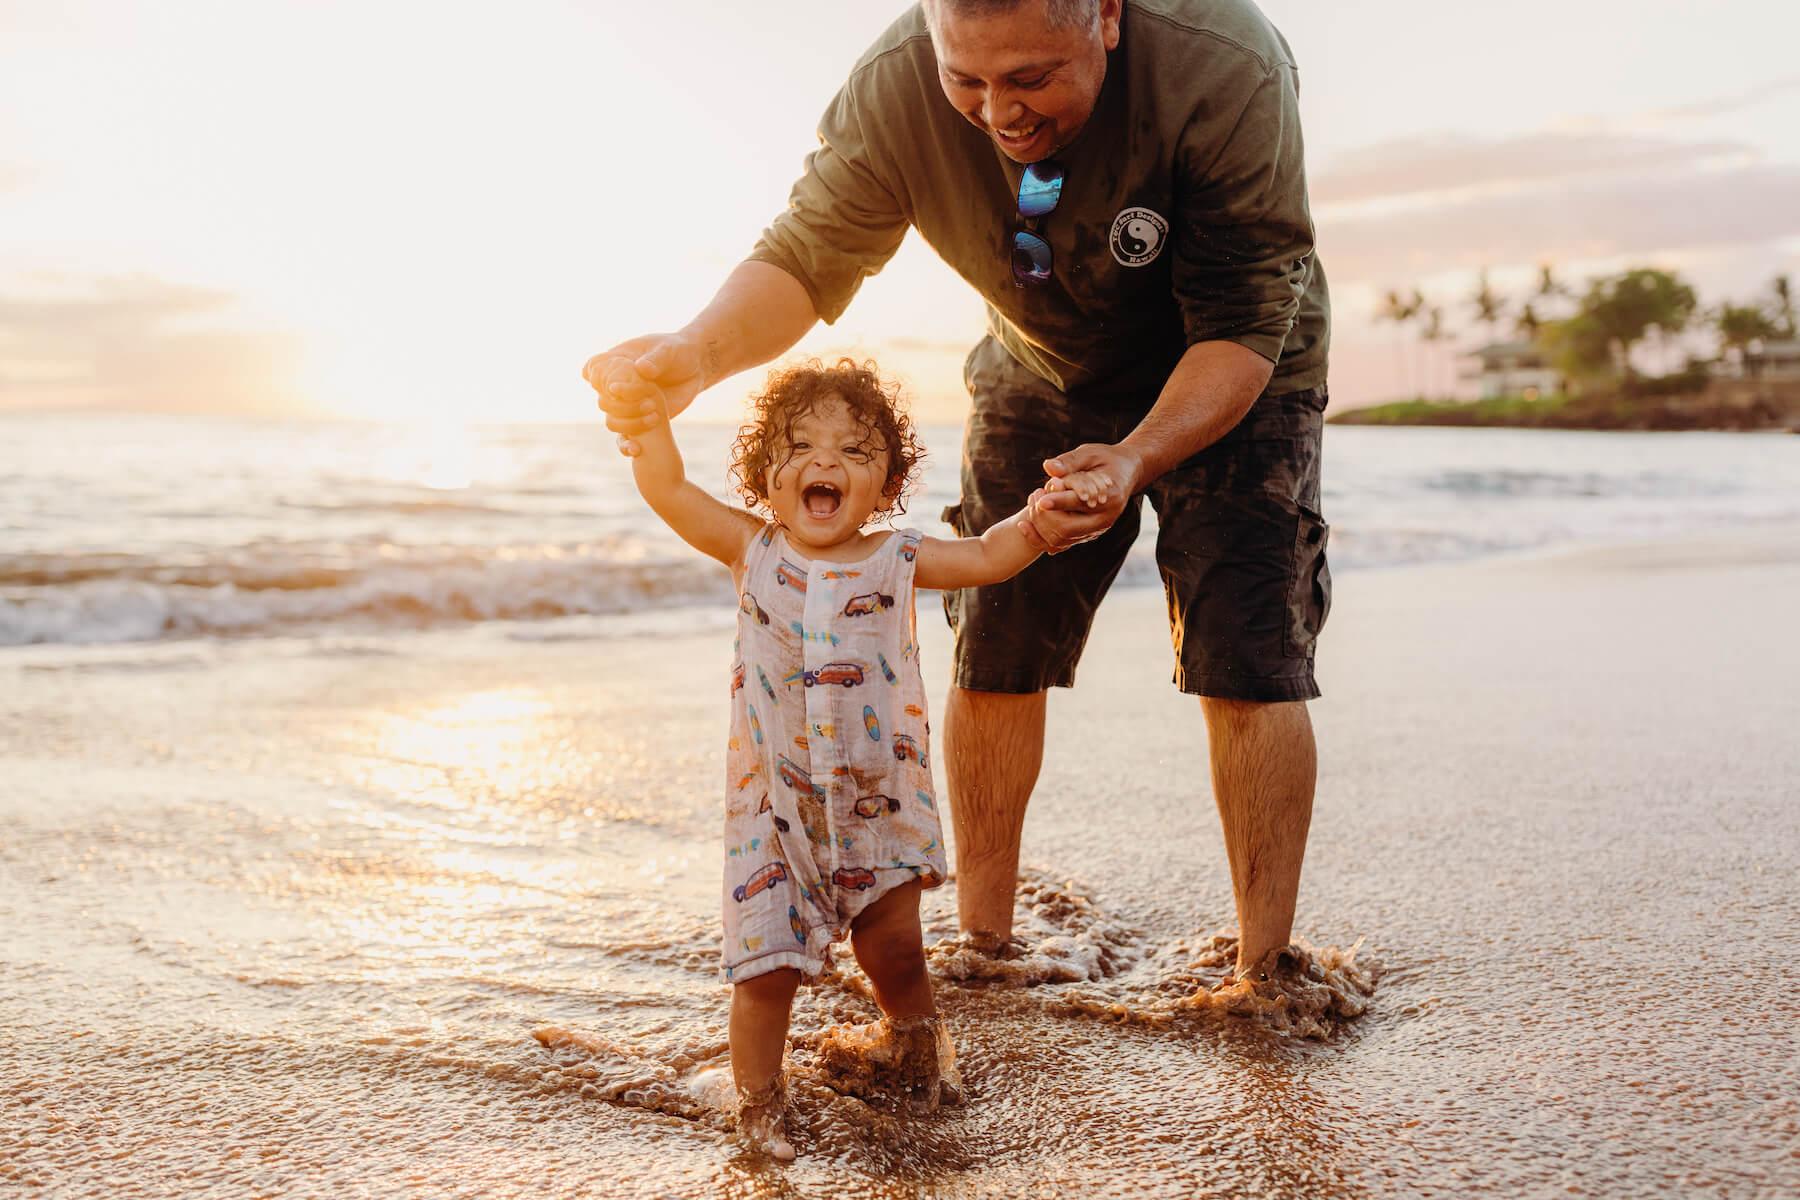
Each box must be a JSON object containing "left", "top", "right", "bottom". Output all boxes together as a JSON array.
[{"left": 924, "top": 0, "right": 1102, "bottom": 33}]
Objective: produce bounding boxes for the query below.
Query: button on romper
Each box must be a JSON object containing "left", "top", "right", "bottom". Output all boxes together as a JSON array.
[{"left": 722, "top": 524, "right": 946, "bottom": 983}]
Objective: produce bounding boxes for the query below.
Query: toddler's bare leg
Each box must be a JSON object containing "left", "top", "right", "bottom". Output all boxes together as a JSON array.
[
  {"left": 849, "top": 880, "right": 934, "bottom": 1019},
  {"left": 730, "top": 967, "right": 800, "bottom": 1161},
  {"left": 848, "top": 881, "right": 962, "bottom": 1106}
]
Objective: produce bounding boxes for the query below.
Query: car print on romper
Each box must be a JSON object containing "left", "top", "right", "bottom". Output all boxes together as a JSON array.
[
  {"left": 853, "top": 793, "right": 901, "bottom": 818},
  {"left": 841, "top": 591, "right": 894, "bottom": 617},
  {"left": 756, "top": 790, "right": 791, "bottom": 833},
  {"left": 738, "top": 592, "right": 771, "bottom": 625},
  {"left": 733, "top": 861, "right": 788, "bottom": 902},
  {"left": 776, "top": 755, "right": 827, "bottom": 801},
  {"left": 832, "top": 866, "right": 877, "bottom": 891},
  {"left": 896, "top": 534, "right": 919, "bottom": 562},
  {"left": 773, "top": 559, "right": 808, "bottom": 592},
  {"left": 803, "top": 661, "right": 864, "bottom": 688},
  {"left": 892, "top": 733, "right": 927, "bottom": 768}
]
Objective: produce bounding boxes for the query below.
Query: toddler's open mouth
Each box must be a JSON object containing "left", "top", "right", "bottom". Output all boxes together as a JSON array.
[{"left": 802, "top": 483, "right": 842, "bottom": 519}]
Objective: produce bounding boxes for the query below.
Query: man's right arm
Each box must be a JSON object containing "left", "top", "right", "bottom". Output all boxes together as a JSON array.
[{"left": 583, "top": 260, "right": 819, "bottom": 437}]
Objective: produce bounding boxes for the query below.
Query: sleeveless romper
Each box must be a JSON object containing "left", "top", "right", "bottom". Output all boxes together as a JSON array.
[{"left": 721, "top": 524, "right": 946, "bottom": 983}]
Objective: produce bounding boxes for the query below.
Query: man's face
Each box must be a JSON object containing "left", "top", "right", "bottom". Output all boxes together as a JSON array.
[{"left": 926, "top": 0, "right": 1121, "bottom": 164}]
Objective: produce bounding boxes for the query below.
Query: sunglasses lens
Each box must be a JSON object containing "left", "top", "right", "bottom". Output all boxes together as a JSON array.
[
  {"left": 1012, "top": 230, "right": 1052, "bottom": 286},
  {"left": 1017, "top": 160, "right": 1064, "bottom": 219}
]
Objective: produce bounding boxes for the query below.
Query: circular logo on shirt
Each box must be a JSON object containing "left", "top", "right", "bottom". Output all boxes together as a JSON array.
[{"left": 1109, "top": 207, "right": 1169, "bottom": 267}]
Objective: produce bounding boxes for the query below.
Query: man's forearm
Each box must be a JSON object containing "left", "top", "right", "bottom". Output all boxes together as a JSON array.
[
  {"left": 678, "top": 261, "right": 820, "bottom": 395},
  {"left": 1117, "top": 340, "right": 1274, "bottom": 488}
]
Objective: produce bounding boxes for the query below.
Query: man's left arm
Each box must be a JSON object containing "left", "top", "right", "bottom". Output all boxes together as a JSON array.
[
  {"left": 1027, "top": 58, "right": 1314, "bottom": 550},
  {"left": 1024, "top": 341, "right": 1270, "bottom": 549}
]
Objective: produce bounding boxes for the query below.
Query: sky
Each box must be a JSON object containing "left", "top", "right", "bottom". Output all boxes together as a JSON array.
[{"left": 2, "top": 0, "right": 1797, "bottom": 421}]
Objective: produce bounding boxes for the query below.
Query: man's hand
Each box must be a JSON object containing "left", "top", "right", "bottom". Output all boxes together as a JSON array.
[
  {"left": 1022, "top": 442, "right": 1144, "bottom": 554},
  {"left": 581, "top": 334, "right": 706, "bottom": 440}
]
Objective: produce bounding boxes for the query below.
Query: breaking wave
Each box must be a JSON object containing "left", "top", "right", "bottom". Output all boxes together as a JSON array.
[{"left": 0, "top": 544, "right": 734, "bottom": 646}]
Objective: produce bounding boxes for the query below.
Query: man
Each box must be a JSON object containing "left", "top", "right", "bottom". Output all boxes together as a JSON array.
[{"left": 586, "top": 0, "right": 1330, "bottom": 981}]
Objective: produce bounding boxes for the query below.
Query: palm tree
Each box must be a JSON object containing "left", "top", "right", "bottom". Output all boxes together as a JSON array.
[
  {"left": 1377, "top": 288, "right": 1408, "bottom": 400},
  {"left": 1470, "top": 268, "right": 1508, "bottom": 396},
  {"left": 1377, "top": 286, "right": 1426, "bottom": 399},
  {"left": 1470, "top": 268, "right": 1507, "bottom": 341},
  {"left": 1515, "top": 302, "right": 1543, "bottom": 344},
  {"left": 1420, "top": 304, "right": 1449, "bottom": 400},
  {"left": 1535, "top": 263, "right": 1569, "bottom": 305},
  {"left": 1772, "top": 274, "right": 1796, "bottom": 338},
  {"left": 1716, "top": 302, "right": 1782, "bottom": 377}
]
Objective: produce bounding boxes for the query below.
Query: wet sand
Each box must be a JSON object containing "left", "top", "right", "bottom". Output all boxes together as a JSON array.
[{"left": 4, "top": 526, "right": 1798, "bottom": 1197}]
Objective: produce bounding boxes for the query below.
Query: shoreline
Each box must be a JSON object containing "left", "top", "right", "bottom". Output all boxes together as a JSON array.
[
  {"left": 5, "top": 518, "right": 1798, "bottom": 1196},
  {"left": 1329, "top": 379, "right": 1800, "bottom": 432}
]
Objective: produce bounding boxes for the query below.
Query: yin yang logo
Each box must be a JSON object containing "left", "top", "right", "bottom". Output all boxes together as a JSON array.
[{"left": 1109, "top": 207, "right": 1169, "bottom": 267}]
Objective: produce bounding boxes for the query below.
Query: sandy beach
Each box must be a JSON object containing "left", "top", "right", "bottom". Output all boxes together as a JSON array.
[{"left": 5, "top": 523, "right": 1798, "bottom": 1197}]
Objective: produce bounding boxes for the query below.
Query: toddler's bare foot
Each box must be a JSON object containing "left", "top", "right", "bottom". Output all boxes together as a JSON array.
[
  {"left": 816, "top": 1015, "right": 963, "bottom": 1111},
  {"left": 735, "top": 1076, "right": 795, "bottom": 1162}
]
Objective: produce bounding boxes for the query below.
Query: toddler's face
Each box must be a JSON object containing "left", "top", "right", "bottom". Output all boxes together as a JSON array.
[{"left": 764, "top": 393, "right": 893, "bottom": 553}]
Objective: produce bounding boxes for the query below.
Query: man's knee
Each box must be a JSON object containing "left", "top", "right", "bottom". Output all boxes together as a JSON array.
[{"left": 1200, "top": 695, "right": 1311, "bottom": 734}]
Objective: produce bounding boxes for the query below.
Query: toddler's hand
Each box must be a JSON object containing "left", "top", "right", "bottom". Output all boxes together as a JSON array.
[
  {"left": 600, "top": 359, "right": 664, "bottom": 459},
  {"left": 1040, "top": 468, "right": 1115, "bottom": 510}
]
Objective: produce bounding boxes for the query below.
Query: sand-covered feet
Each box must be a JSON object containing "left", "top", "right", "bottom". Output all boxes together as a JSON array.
[
  {"left": 735, "top": 1075, "right": 796, "bottom": 1162},
  {"left": 815, "top": 1014, "right": 964, "bottom": 1111}
]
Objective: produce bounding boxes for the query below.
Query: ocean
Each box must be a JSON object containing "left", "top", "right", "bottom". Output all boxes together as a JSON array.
[
  {"left": 3, "top": 413, "right": 1797, "bottom": 647},
  {"left": 4, "top": 413, "right": 1797, "bottom": 1197}
]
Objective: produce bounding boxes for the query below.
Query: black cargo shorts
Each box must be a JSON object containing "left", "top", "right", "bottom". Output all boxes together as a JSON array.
[{"left": 940, "top": 336, "right": 1331, "bottom": 702}]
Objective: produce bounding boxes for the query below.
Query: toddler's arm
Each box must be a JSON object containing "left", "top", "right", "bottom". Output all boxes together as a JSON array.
[
  {"left": 913, "top": 502, "right": 1044, "bottom": 590},
  {"left": 607, "top": 365, "right": 759, "bottom": 569}
]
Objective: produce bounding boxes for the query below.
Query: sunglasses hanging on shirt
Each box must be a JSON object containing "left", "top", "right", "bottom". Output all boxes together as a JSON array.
[{"left": 1011, "top": 160, "right": 1065, "bottom": 287}]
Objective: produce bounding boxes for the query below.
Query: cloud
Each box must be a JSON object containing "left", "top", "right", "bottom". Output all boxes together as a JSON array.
[
  {"left": 1650, "top": 74, "right": 1800, "bottom": 122},
  {"left": 0, "top": 275, "right": 307, "bottom": 413},
  {"left": 1315, "top": 163, "right": 1800, "bottom": 284},
  {"left": 1311, "top": 131, "right": 1748, "bottom": 207}
]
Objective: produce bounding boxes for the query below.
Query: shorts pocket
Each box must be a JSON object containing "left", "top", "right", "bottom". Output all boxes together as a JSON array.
[{"left": 1285, "top": 505, "right": 1331, "bottom": 659}]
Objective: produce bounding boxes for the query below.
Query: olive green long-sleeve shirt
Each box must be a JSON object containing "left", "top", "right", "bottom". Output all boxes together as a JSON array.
[{"left": 750, "top": 0, "right": 1329, "bottom": 397}]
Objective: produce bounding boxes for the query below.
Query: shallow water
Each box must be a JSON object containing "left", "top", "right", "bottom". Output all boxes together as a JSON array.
[
  {"left": 6, "top": 414, "right": 1799, "bottom": 645},
  {"left": 5, "top": 541, "right": 1799, "bottom": 1197}
]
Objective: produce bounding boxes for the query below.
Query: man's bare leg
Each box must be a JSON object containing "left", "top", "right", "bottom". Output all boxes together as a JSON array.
[
  {"left": 943, "top": 686, "right": 1047, "bottom": 945},
  {"left": 1200, "top": 696, "right": 1316, "bottom": 977}
]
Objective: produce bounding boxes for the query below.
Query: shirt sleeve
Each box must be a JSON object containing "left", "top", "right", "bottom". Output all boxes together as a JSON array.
[
  {"left": 747, "top": 82, "right": 911, "bottom": 326},
  {"left": 1171, "top": 62, "right": 1317, "bottom": 365}
]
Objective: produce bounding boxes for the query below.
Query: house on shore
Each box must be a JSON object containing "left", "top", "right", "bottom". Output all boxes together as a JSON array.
[
  {"left": 1463, "top": 342, "right": 1562, "bottom": 399},
  {"left": 1742, "top": 339, "right": 1800, "bottom": 380}
]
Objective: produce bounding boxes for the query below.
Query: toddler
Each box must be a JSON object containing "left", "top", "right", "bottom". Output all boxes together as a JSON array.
[{"left": 604, "top": 357, "right": 1110, "bottom": 1159}]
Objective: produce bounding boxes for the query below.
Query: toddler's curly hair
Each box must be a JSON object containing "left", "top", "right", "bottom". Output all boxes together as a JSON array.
[{"left": 729, "top": 358, "right": 925, "bottom": 521}]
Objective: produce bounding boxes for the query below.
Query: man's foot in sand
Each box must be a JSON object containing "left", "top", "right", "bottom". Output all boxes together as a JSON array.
[
  {"left": 928, "top": 931, "right": 1029, "bottom": 981},
  {"left": 735, "top": 1077, "right": 796, "bottom": 1162},
  {"left": 815, "top": 1014, "right": 964, "bottom": 1111}
]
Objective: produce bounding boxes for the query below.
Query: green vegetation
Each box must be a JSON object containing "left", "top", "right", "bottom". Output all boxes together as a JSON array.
[
  {"left": 1351, "top": 264, "right": 1800, "bottom": 431},
  {"left": 1337, "top": 393, "right": 1571, "bottom": 426}
]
